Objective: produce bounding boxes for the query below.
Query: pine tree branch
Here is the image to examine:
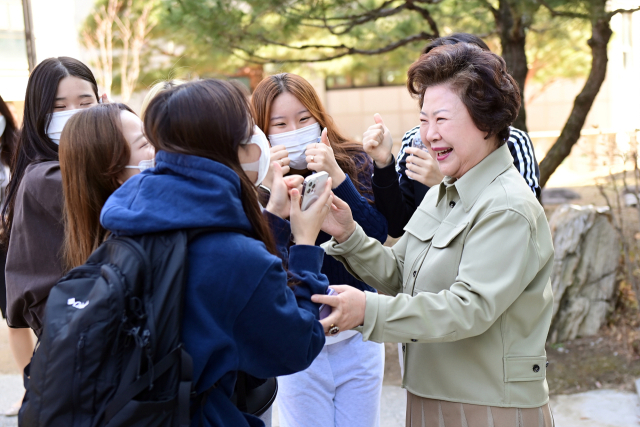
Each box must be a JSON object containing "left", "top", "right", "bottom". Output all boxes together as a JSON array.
[
  {"left": 405, "top": 2, "right": 439, "bottom": 36},
  {"left": 539, "top": 0, "right": 588, "bottom": 19},
  {"left": 283, "top": 0, "right": 441, "bottom": 36},
  {"left": 293, "top": 2, "right": 406, "bottom": 35},
  {"left": 234, "top": 31, "right": 436, "bottom": 64},
  {"left": 608, "top": 6, "right": 640, "bottom": 19},
  {"left": 477, "top": 0, "right": 498, "bottom": 17}
]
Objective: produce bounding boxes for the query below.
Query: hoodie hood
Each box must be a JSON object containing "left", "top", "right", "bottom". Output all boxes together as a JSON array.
[{"left": 101, "top": 150, "right": 253, "bottom": 236}]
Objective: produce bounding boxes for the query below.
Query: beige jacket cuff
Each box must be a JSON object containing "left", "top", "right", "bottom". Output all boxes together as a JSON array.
[
  {"left": 360, "top": 291, "right": 387, "bottom": 342},
  {"left": 322, "top": 223, "right": 367, "bottom": 257}
]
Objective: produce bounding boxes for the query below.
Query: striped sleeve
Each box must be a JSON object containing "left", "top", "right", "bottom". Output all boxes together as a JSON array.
[
  {"left": 395, "top": 125, "right": 421, "bottom": 177},
  {"left": 507, "top": 126, "right": 540, "bottom": 197}
]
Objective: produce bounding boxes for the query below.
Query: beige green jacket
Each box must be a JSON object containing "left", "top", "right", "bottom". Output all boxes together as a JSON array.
[{"left": 323, "top": 144, "right": 554, "bottom": 408}]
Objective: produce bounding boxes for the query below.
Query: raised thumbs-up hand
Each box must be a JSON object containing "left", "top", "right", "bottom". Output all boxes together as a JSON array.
[
  {"left": 363, "top": 113, "right": 394, "bottom": 167},
  {"left": 305, "top": 127, "right": 347, "bottom": 188}
]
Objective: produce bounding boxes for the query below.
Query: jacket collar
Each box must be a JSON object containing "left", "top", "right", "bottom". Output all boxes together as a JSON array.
[{"left": 436, "top": 143, "right": 513, "bottom": 211}]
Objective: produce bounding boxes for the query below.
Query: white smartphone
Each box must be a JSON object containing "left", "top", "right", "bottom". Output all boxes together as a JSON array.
[
  {"left": 412, "top": 133, "right": 428, "bottom": 151},
  {"left": 300, "top": 171, "right": 329, "bottom": 211}
]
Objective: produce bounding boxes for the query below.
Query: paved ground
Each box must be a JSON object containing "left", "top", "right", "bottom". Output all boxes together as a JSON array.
[
  {"left": 2, "top": 324, "right": 640, "bottom": 426},
  {"left": 3, "top": 374, "right": 640, "bottom": 426},
  {"left": 0, "top": 375, "right": 20, "bottom": 427},
  {"left": 550, "top": 389, "right": 640, "bottom": 427}
]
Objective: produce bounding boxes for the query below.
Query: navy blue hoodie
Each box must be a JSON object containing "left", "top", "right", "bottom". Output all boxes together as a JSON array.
[{"left": 101, "top": 151, "right": 328, "bottom": 427}]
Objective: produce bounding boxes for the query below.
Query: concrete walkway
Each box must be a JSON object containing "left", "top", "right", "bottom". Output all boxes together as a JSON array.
[{"left": 2, "top": 373, "right": 639, "bottom": 426}]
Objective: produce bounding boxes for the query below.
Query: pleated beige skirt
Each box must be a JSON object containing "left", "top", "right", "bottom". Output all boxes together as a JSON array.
[{"left": 406, "top": 392, "right": 554, "bottom": 427}]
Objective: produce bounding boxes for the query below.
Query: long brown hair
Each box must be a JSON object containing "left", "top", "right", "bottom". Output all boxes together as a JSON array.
[
  {"left": 252, "top": 73, "right": 371, "bottom": 200},
  {"left": 60, "top": 103, "right": 134, "bottom": 269},
  {"left": 143, "top": 79, "right": 276, "bottom": 255}
]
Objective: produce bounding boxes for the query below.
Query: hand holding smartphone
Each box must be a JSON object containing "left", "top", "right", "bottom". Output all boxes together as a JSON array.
[
  {"left": 319, "top": 287, "right": 338, "bottom": 319},
  {"left": 300, "top": 171, "right": 329, "bottom": 211},
  {"left": 412, "top": 133, "right": 428, "bottom": 151}
]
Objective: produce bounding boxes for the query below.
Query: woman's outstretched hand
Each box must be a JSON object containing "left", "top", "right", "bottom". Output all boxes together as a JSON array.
[
  {"left": 289, "top": 177, "right": 333, "bottom": 246},
  {"left": 321, "top": 194, "right": 356, "bottom": 244},
  {"left": 311, "top": 285, "right": 366, "bottom": 336}
]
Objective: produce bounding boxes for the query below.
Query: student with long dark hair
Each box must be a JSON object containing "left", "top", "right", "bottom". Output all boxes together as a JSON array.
[
  {"left": 0, "top": 94, "right": 20, "bottom": 323},
  {"left": 2, "top": 57, "right": 101, "bottom": 336},
  {"left": 0, "top": 94, "right": 33, "bottom": 417},
  {"left": 100, "top": 79, "right": 330, "bottom": 427}
]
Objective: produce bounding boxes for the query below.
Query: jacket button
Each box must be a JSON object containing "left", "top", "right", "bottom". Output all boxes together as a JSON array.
[
  {"left": 449, "top": 201, "right": 456, "bottom": 208},
  {"left": 411, "top": 339, "right": 417, "bottom": 342},
  {"left": 533, "top": 364, "right": 540, "bottom": 373},
  {"left": 546, "top": 361, "right": 549, "bottom": 368},
  {"left": 412, "top": 271, "right": 417, "bottom": 277},
  {"left": 402, "top": 345, "right": 406, "bottom": 351}
]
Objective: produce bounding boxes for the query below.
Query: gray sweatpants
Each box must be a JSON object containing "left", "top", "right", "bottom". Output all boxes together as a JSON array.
[{"left": 277, "top": 333, "right": 384, "bottom": 427}]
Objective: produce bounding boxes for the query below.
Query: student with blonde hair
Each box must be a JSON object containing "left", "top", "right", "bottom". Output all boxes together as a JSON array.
[{"left": 140, "top": 79, "right": 186, "bottom": 119}]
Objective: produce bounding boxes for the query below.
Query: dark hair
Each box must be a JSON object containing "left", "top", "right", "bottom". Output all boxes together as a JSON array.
[
  {"left": 252, "top": 73, "right": 372, "bottom": 203},
  {"left": 423, "top": 33, "right": 490, "bottom": 55},
  {"left": 1, "top": 57, "right": 99, "bottom": 243},
  {"left": 144, "top": 79, "right": 276, "bottom": 255},
  {"left": 60, "top": 103, "right": 134, "bottom": 269},
  {"left": 407, "top": 43, "right": 520, "bottom": 145},
  {"left": 0, "top": 95, "right": 19, "bottom": 169}
]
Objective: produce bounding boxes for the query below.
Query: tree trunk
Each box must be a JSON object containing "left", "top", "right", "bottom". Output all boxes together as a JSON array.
[
  {"left": 497, "top": 1, "right": 529, "bottom": 132},
  {"left": 538, "top": 0, "right": 611, "bottom": 188}
]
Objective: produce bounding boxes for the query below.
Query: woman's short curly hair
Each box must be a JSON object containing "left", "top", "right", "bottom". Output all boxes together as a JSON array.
[{"left": 407, "top": 43, "right": 521, "bottom": 145}]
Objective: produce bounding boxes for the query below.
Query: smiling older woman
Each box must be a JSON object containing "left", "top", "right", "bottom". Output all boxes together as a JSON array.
[{"left": 312, "top": 43, "right": 555, "bottom": 427}]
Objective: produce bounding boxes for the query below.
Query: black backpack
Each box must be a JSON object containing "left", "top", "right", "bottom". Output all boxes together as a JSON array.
[{"left": 19, "top": 227, "right": 251, "bottom": 427}]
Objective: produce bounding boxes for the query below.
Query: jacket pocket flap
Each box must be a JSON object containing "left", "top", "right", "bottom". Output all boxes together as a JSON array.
[
  {"left": 504, "top": 356, "right": 547, "bottom": 382},
  {"left": 432, "top": 222, "right": 468, "bottom": 248},
  {"left": 404, "top": 209, "right": 441, "bottom": 242}
]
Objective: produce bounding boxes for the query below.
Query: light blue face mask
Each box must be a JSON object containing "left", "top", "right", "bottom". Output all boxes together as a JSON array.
[{"left": 124, "top": 159, "right": 155, "bottom": 171}]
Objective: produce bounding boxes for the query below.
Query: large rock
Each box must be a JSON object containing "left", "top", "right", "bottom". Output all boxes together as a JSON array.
[{"left": 548, "top": 205, "right": 620, "bottom": 343}]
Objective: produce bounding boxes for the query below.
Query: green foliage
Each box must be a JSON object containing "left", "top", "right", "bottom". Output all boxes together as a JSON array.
[
  {"left": 527, "top": 7, "right": 591, "bottom": 85},
  {"left": 159, "top": 0, "right": 592, "bottom": 88}
]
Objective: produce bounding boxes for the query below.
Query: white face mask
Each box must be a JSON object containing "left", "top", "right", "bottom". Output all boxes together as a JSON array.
[
  {"left": 241, "top": 126, "right": 271, "bottom": 186},
  {"left": 124, "top": 159, "right": 155, "bottom": 172},
  {"left": 268, "top": 123, "right": 321, "bottom": 170},
  {"left": 0, "top": 115, "right": 6, "bottom": 138},
  {"left": 46, "top": 109, "right": 83, "bottom": 145}
]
